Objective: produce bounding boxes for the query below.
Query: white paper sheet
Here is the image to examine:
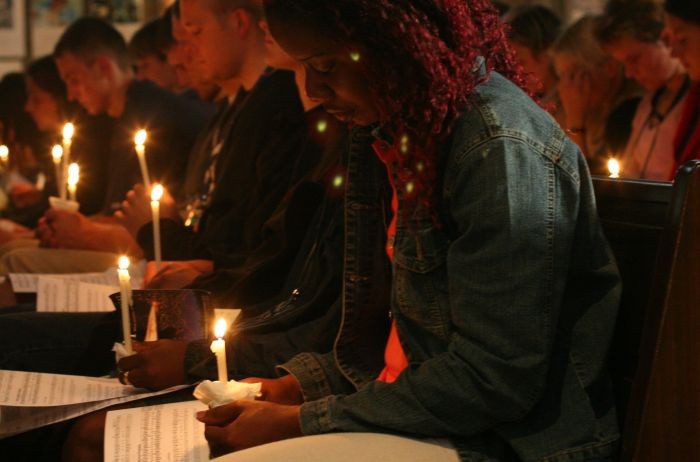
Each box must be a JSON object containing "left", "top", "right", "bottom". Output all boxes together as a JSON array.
[
  {"left": 9, "top": 261, "right": 146, "bottom": 294},
  {"left": 36, "top": 278, "right": 117, "bottom": 312},
  {"left": 0, "top": 370, "right": 189, "bottom": 438},
  {"left": 104, "top": 400, "right": 209, "bottom": 462},
  {"left": 7, "top": 273, "right": 43, "bottom": 293},
  {"left": 213, "top": 308, "right": 241, "bottom": 328},
  {"left": 0, "top": 370, "right": 151, "bottom": 407}
]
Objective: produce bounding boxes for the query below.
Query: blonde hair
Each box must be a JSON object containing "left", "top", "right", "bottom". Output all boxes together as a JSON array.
[{"left": 552, "top": 16, "right": 611, "bottom": 71}]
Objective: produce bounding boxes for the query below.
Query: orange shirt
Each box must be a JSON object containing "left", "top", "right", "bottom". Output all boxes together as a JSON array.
[{"left": 373, "top": 139, "right": 409, "bottom": 383}]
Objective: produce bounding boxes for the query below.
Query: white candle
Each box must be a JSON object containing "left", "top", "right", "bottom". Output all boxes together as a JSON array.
[
  {"left": 51, "top": 145, "right": 63, "bottom": 191},
  {"left": 67, "top": 163, "right": 79, "bottom": 202},
  {"left": 608, "top": 158, "right": 621, "bottom": 179},
  {"left": 150, "top": 184, "right": 164, "bottom": 271},
  {"left": 117, "top": 256, "right": 134, "bottom": 354},
  {"left": 0, "top": 145, "right": 9, "bottom": 168},
  {"left": 210, "top": 318, "right": 228, "bottom": 382},
  {"left": 62, "top": 123, "right": 74, "bottom": 200},
  {"left": 134, "top": 130, "right": 151, "bottom": 190}
]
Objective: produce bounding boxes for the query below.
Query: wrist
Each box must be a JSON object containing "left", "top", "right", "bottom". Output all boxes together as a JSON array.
[
  {"left": 285, "top": 405, "right": 303, "bottom": 438},
  {"left": 279, "top": 374, "right": 304, "bottom": 404}
]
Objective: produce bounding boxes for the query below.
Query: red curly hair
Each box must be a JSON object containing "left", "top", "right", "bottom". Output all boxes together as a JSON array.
[{"left": 264, "top": 0, "right": 525, "bottom": 211}]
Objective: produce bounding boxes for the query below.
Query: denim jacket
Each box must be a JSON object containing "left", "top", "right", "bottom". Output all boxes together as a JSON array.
[{"left": 280, "top": 72, "right": 621, "bottom": 461}]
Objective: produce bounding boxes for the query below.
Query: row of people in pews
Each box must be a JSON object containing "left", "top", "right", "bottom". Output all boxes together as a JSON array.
[
  {"left": 504, "top": 0, "right": 700, "bottom": 180},
  {"left": 0, "top": 0, "right": 697, "bottom": 461}
]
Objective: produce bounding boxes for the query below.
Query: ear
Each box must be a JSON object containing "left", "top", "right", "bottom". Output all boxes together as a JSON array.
[
  {"left": 93, "top": 55, "right": 116, "bottom": 80},
  {"left": 230, "top": 8, "right": 254, "bottom": 39}
]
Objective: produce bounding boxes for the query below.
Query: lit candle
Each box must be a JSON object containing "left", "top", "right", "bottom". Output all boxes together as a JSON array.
[
  {"left": 51, "top": 145, "right": 63, "bottom": 191},
  {"left": 210, "top": 318, "right": 228, "bottom": 382},
  {"left": 62, "top": 123, "right": 75, "bottom": 151},
  {"left": 608, "top": 158, "right": 621, "bottom": 179},
  {"left": 134, "top": 130, "right": 151, "bottom": 190},
  {"left": 62, "top": 123, "right": 74, "bottom": 200},
  {"left": 67, "top": 163, "right": 79, "bottom": 202},
  {"left": 150, "top": 183, "right": 163, "bottom": 271},
  {"left": 117, "top": 256, "right": 134, "bottom": 354},
  {"left": 0, "top": 145, "right": 8, "bottom": 168}
]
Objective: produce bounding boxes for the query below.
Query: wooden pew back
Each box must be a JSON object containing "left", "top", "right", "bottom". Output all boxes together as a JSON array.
[
  {"left": 592, "top": 176, "right": 672, "bottom": 423},
  {"left": 622, "top": 160, "right": 700, "bottom": 461}
]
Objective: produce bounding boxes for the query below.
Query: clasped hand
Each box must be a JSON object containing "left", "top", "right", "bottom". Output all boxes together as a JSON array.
[
  {"left": 197, "top": 375, "right": 305, "bottom": 457},
  {"left": 115, "top": 184, "right": 178, "bottom": 236},
  {"left": 36, "top": 209, "right": 91, "bottom": 248}
]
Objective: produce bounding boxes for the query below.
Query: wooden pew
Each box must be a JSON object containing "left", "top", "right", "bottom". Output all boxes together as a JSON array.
[
  {"left": 620, "top": 160, "right": 700, "bottom": 461},
  {"left": 593, "top": 174, "right": 672, "bottom": 424}
]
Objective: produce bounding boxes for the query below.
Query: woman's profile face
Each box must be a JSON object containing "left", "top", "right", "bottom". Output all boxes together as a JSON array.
[
  {"left": 24, "top": 77, "right": 61, "bottom": 132},
  {"left": 268, "top": 20, "right": 381, "bottom": 126}
]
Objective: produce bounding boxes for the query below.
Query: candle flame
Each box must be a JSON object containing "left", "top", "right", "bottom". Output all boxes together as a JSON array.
[
  {"left": 0, "top": 145, "right": 8, "bottom": 160},
  {"left": 151, "top": 183, "right": 164, "bottom": 202},
  {"left": 68, "top": 163, "right": 80, "bottom": 186},
  {"left": 214, "top": 318, "right": 227, "bottom": 339},
  {"left": 134, "top": 129, "right": 147, "bottom": 146},
  {"left": 118, "top": 256, "right": 130, "bottom": 270},
  {"left": 608, "top": 158, "right": 621, "bottom": 178},
  {"left": 62, "top": 123, "right": 75, "bottom": 141},
  {"left": 52, "top": 145, "right": 63, "bottom": 161}
]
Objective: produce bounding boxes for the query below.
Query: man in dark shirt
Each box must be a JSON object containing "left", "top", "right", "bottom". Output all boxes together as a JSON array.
[{"left": 123, "top": 0, "right": 309, "bottom": 274}]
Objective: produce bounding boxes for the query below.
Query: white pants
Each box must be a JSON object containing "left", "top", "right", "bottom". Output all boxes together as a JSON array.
[
  {"left": 0, "top": 242, "right": 120, "bottom": 274},
  {"left": 211, "top": 433, "right": 460, "bottom": 462}
]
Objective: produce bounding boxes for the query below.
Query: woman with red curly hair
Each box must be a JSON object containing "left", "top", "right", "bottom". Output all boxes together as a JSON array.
[{"left": 200, "top": 1, "right": 621, "bottom": 461}]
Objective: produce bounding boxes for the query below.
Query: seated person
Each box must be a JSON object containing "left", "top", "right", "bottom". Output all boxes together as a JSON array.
[
  {"left": 597, "top": 0, "right": 690, "bottom": 181},
  {"left": 117, "top": 0, "right": 312, "bottom": 298},
  {"left": 21, "top": 56, "right": 115, "bottom": 217},
  {"left": 504, "top": 5, "right": 564, "bottom": 124},
  {"left": 185, "top": 0, "right": 620, "bottom": 460},
  {"left": 128, "top": 17, "right": 182, "bottom": 93},
  {"left": 551, "top": 15, "right": 642, "bottom": 175},
  {"left": 160, "top": 3, "right": 222, "bottom": 102},
  {"left": 0, "top": 73, "right": 53, "bottom": 234},
  {"left": 663, "top": 0, "right": 700, "bottom": 170}
]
